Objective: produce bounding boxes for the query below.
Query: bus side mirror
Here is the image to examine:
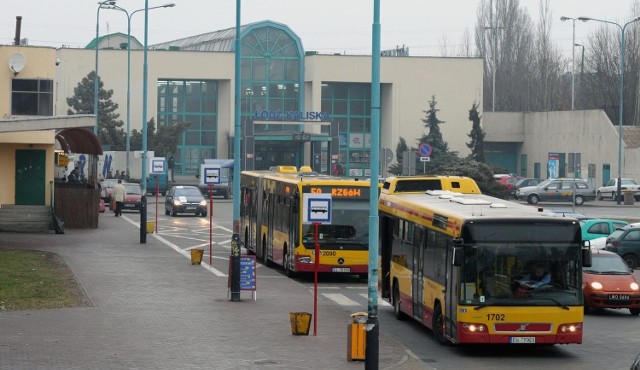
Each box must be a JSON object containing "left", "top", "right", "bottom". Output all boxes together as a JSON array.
[
  {"left": 452, "top": 246, "right": 463, "bottom": 267},
  {"left": 582, "top": 246, "right": 592, "bottom": 268}
]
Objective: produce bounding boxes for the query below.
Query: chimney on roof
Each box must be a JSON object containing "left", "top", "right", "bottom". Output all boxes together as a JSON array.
[{"left": 14, "top": 16, "right": 22, "bottom": 46}]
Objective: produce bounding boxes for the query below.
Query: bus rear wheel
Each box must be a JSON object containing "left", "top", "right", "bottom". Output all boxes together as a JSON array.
[
  {"left": 432, "top": 303, "right": 448, "bottom": 345},
  {"left": 393, "top": 284, "right": 405, "bottom": 320}
]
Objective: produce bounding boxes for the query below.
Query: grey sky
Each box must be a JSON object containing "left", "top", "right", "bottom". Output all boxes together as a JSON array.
[{"left": 0, "top": 0, "right": 638, "bottom": 56}]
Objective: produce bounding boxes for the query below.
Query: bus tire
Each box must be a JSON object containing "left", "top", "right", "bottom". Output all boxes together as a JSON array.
[
  {"left": 433, "top": 303, "right": 448, "bottom": 345},
  {"left": 262, "top": 237, "right": 272, "bottom": 267},
  {"left": 393, "top": 283, "right": 406, "bottom": 320}
]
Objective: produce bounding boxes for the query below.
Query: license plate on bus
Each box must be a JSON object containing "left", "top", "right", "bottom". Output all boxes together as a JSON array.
[
  {"left": 510, "top": 337, "right": 535, "bottom": 344},
  {"left": 332, "top": 267, "right": 350, "bottom": 273},
  {"left": 609, "top": 294, "right": 630, "bottom": 300}
]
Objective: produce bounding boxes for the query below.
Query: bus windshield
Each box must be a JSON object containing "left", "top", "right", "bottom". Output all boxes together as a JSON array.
[
  {"left": 302, "top": 199, "right": 369, "bottom": 250},
  {"left": 460, "top": 243, "right": 581, "bottom": 307}
]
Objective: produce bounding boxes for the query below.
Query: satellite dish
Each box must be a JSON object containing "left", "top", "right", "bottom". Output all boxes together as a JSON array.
[{"left": 8, "top": 52, "right": 26, "bottom": 74}]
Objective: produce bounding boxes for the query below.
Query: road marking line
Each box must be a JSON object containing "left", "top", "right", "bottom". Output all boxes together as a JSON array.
[
  {"left": 322, "top": 293, "right": 360, "bottom": 306},
  {"left": 359, "top": 293, "right": 391, "bottom": 307}
]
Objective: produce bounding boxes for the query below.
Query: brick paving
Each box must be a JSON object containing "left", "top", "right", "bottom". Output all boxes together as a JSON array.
[{"left": 0, "top": 212, "right": 427, "bottom": 370}]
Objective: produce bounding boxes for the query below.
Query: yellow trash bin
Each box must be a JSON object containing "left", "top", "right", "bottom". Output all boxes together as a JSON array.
[
  {"left": 347, "top": 312, "right": 367, "bottom": 361},
  {"left": 146, "top": 221, "right": 155, "bottom": 233},
  {"left": 191, "top": 249, "right": 204, "bottom": 265},
  {"left": 289, "top": 312, "right": 312, "bottom": 335}
]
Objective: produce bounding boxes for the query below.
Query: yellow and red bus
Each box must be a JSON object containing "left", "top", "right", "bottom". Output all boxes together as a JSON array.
[
  {"left": 240, "top": 166, "right": 372, "bottom": 277},
  {"left": 378, "top": 182, "right": 591, "bottom": 345}
]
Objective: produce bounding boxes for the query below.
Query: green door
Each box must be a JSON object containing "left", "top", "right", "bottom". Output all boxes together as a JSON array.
[{"left": 15, "top": 149, "right": 46, "bottom": 205}]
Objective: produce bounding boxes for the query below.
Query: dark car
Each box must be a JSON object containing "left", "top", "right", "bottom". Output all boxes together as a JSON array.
[
  {"left": 583, "top": 249, "right": 640, "bottom": 315},
  {"left": 165, "top": 185, "right": 207, "bottom": 217},
  {"left": 509, "top": 177, "right": 542, "bottom": 199},
  {"left": 605, "top": 223, "right": 640, "bottom": 269}
]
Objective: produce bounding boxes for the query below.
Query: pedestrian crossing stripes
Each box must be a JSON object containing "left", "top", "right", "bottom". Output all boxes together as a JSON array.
[{"left": 321, "top": 293, "right": 391, "bottom": 307}]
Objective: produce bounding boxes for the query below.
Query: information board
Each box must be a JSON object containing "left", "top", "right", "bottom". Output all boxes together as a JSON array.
[{"left": 228, "top": 255, "right": 257, "bottom": 300}]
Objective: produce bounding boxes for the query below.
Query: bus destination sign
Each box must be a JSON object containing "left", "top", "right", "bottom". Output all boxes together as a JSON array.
[{"left": 304, "top": 186, "right": 369, "bottom": 199}]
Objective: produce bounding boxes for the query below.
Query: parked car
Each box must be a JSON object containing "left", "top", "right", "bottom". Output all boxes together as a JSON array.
[
  {"left": 580, "top": 219, "right": 629, "bottom": 241},
  {"left": 165, "top": 185, "right": 208, "bottom": 217},
  {"left": 596, "top": 178, "right": 640, "bottom": 201},
  {"left": 509, "top": 177, "right": 543, "bottom": 198},
  {"left": 496, "top": 175, "right": 522, "bottom": 192},
  {"left": 583, "top": 249, "right": 640, "bottom": 315},
  {"left": 515, "top": 178, "right": 596, "bottom": 205},
  {"left": 605, "top": 223, "right": 640, "bottom": 269},
  {"left": 122, "top": 183, "right": 143, "bottom": 212}
]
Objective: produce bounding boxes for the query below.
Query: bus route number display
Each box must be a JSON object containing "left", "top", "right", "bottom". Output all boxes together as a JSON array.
[{"left": 305, "top": 186, "right": 369, "bottom": 199}]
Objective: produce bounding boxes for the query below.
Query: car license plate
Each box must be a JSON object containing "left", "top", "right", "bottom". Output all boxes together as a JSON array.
[
  {"left": 124, "top": 204, "right": 135, "bottom": 208},
  {"left": 510, "top": 337, "right": 536, "bottom": 344},
  {"left": 331, "top": 267, "right": 350, "bottom": 273},
  {"left": 609, "top": 294, "right": 630, "bottom": 300},
  {"left": 186, "top": 206, "right": 196, "bottom": 210}
]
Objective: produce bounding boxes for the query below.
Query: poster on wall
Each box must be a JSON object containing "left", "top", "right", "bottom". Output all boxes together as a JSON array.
[
  {"left": 548, "top": 152, "right": 560, "bottom": 179},
  {"left": 349, "top": 133, "right": 365, "bottom": 148}
]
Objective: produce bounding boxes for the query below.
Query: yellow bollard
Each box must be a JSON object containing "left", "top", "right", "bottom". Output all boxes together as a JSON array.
[
  {"left": 191, "top": 249, "right": 204, "bottom": 265},
  {"left": 347, "top": 312, "right": 367, "bottom": 361},
  {"left": 289, "top": 312, "right": 312, "bottom": 335},
  {"left": 146, "top": 221, "right": 155, "bottom": 233}
]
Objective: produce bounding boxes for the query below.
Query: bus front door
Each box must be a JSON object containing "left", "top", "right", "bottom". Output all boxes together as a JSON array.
[
  {"left": 412, "top": 227, "right": 425, "bottom": 321},
  {"left": 445, "top": 241, "right": 459, "bottom": 341}
]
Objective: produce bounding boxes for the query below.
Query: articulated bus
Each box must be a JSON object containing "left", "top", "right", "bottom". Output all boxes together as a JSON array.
[
  {"left": 240, "top": 166, "right": 372, "bottom": 277},
  {"left": 379, "top": 182, "right": 591, "bottom": 345}
]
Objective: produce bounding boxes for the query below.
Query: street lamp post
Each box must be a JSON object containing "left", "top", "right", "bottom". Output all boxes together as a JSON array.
[
  {"left": 560, "top": 16, "right": 577, "bottom": 110},
  {"left": 575, "top": 43, "right": 585, "bottom": 107},
  {"left": 579, "top": 16, "right": 640, "bottom": 205},
  {"left": 106, "top": 3, "right": 175, "bottom": 182},
  {"left": 95, "top": 0, "right": 117, "bottom": 136}
]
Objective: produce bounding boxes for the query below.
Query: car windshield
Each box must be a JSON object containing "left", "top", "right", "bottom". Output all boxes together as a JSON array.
[
  {"left": 175, "top": 188, "right": 203, "bottom": 197},
  {"left": 124, "top": 184, "right": 142, "bottom": 195},
  {"left": 584, "top": 254, "right": 630, "bottom": 274}
]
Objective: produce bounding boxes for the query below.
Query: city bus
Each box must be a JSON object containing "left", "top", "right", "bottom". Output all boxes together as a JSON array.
[
  {"left": 378, "top": 183, "right": 591, "bottom": 345},
  {"left": 240, "top": 166, "right": 372, "bottom": 277}
]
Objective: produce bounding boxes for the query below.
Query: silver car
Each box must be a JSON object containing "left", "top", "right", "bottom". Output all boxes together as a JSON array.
[{"left": 515, "top": 178, "right": 596, "bottom": 205}]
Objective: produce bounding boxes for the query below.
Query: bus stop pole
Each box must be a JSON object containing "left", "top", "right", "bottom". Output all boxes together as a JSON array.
[{"left": 230, "top": 0, "right": 242, "bottom": 301}]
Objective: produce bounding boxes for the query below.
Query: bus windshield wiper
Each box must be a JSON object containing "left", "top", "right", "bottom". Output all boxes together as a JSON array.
[{"left": 534, "top": 297, "right": 570, "bottom": 310}]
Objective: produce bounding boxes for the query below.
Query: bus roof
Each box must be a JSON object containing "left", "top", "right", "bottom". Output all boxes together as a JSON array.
[
  {"left": 382, "top": 175, "right": 481, "bottom": 195},
  {"left": 379, "top": 191, "right": 575, "bottom": 227}
]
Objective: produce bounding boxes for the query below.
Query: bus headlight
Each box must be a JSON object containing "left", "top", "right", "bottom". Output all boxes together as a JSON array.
[
  {"left": 297, "top": 256, "right": 313, "bottom": 264},
  {"left": 462, "top": 323, "right": 487, "bottom": 333}
]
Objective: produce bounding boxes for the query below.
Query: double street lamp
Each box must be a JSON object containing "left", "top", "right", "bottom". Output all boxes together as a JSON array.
[
  {"left": 579, "top": 16, "right": 640, "bottom": 204},
  {"left": 105, "top": 2, "right": 175, "bottom": 180},
  {"left": 95, "top": 0, "right": 116, "bottom": 136},
  {"left": 560, "top": 16, "right": 578, "bottom": 110}
]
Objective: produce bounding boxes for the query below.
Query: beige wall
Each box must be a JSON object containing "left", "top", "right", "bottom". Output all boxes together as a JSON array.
[
  {"left": 304, "top": 55, "right": 484, "bottom": 157},
  {"left": 56, "top": 48, "right": 235, "bottom": 156},
  {"left": 484, "top": 110, "right": 637, "bottom": 186},
  {"left": 0, "top": 46, "right": 57, "bottom": 118},
  {"left": 56, "top": 49, "right": 483, "bottom": 161}
]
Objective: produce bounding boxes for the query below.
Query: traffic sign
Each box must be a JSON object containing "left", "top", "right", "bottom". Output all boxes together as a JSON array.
[
  {"left": 419, "top": 143, "right": 432, "bottom": 157},
  {"left": 302, "top": 193, "right": 332, "bottom": 224},
  {"left": 149, "top": 157, "right": 166, "bottom": 175},
  {"left": 203, "top": 167, "right": 221, "bottom": 185},
  {"left": 420, "top": 157, "right": 430, "bottom": 162}
]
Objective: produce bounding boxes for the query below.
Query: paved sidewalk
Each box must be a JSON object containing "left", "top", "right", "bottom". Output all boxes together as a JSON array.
[{"left": 0, "top": 212, "right": 427, "bottom": 369}]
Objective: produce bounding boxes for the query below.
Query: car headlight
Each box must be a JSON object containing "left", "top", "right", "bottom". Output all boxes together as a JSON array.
[
  {"left": 631, "top": 282, "right": 639, "bottom": 290},
  {"left": 199, "top": 200, "right": 207, "bottom": 206},
  {"left": 172, "top": 200, "right": 182, "bottom": 206},
  {"left": 590, "top": 282, "right": 603, "bottom": 290}
]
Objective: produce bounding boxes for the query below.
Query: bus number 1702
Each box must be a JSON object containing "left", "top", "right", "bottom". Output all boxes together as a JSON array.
[{"left": 486, "top": 313, "right": 505, "bottom": 321}]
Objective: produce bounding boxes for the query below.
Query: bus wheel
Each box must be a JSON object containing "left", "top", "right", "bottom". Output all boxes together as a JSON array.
[
  {"left": 393, "top": 284, "right": 405, "bottom": 320},
  {"left": 432, "top": 303, "right": 448, "bottom": 345}
]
